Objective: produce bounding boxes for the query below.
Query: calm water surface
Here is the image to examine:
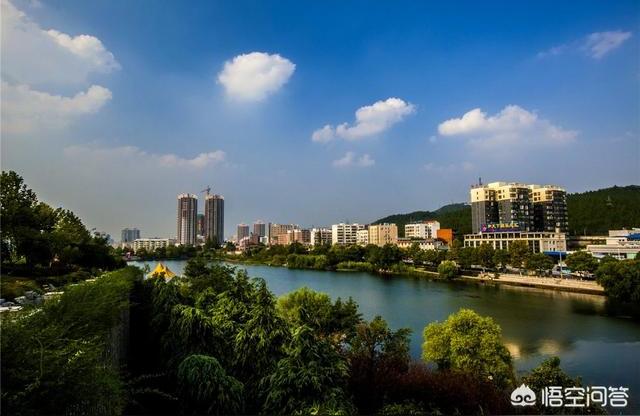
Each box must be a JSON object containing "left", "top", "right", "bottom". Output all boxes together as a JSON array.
[{"left": 130, "top": 260, "right": 640, "bottom": 411}]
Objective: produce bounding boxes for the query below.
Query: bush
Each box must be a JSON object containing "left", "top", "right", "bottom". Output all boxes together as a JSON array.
[
  {"left": 437, "top": 261, "right": 458, "bottom": 280},
  {"left": 596, "top": 259, "right": 640, "bottom": 303},
  {"left": 336, "top": 261, "right": 374, "bottom": 272}
]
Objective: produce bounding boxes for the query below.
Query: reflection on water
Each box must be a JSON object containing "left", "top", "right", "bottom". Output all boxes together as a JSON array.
[{"left": 130, "top": 260, "right": 640, "bottom": 412}]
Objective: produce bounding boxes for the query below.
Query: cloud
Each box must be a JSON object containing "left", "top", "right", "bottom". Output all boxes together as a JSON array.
[
  {"left": 63, "top": 145, "right": 226, "bottom": 169},
  {"left": 1, "top": 0, "right": 120, "bottom": 86},
  {"left": 312, "top": 98, "right": 415, "bottom": 142},
  {"left": 217, "top": 52, "right": 295, "bottom": 102},
  {"left": 424, "top": 161, "right": 474, "bottom": 173},
  {"left": 584, "top": 30, "right": 632, "bottom": 59},
  {"left": 438, "top": 105, "right": 577, "bottom": 149},
  {"left": 537, "top": 30, "right": 632, "bottom": 60},
  {"left": 332, "top": 152, "right": 375, "bottom": 168},
  {"left": 1, "top": 82, "right": 112, "bottom": 134}
]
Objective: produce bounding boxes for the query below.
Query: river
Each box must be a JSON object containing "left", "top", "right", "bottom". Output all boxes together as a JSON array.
[{"left": 129, "top": 259, "right": 640, "bottom": 411}]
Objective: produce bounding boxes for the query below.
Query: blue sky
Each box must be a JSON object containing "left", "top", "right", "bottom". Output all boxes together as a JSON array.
[{"left": 2, "top": 0, "right": 639, "bottom": 240}]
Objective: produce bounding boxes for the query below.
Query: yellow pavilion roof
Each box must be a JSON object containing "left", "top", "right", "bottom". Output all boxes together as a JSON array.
[{"left": 148, "top": 262, "right": 177, "bottom": 279}]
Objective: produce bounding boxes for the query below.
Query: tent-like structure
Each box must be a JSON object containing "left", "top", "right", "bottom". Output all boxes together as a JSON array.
[{"left": 147, "top": 262, "right": 177, "bottom": 280}]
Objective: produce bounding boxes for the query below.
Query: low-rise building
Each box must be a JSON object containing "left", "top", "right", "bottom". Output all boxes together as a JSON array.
[
  {"left": 132, "top": 238, "right": 176, "bottom": 251},
  {"left": 356, "top": 228, "right": 369, "bottom": 245},
  {"left": 332, "top": 223, "right": 365, "bottom": 245},
  {"left": 464, "top": 230, "right": 566, "bottom": 253},
  {"left": 436, "top": 228, "right": 454, "bottom": 245},
  {"left": 405, "top": 221, "right": 440, "bottom": 239},
  {"left": 276, "top": 229, "right": 311, "bottom": 245},
  {"left": 586, "top": 228, "right": 640, "bottom": 260},
  {"left": 369, "top": 223, "right": 398, "bottom": 246},
  {"left": 397, "top": 238, "right": 447, "bottom": 251},
  {"left": 310, "top": 228, "right": 332, "bottom": 246}
]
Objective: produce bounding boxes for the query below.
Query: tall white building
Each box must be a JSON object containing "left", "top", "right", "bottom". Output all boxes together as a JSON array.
[
  {"left": 405, "top": 221, "right": 440, "bottom": 239},
  {"left": 331, "top": 223, "right": 365, "bottom": 245},
  {"left": 310, "top": 228, "right": 332, "bottom": 246},
  {"left": 177, "top": 194, "right": 198, "bottom": 246}
]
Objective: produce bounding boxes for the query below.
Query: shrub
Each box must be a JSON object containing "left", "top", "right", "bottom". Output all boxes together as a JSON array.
[{"left": 437, "top": 261, "right": 458, "bottom": 280}]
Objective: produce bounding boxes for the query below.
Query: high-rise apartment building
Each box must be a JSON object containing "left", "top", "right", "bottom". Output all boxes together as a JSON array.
[
  {"left": 177, "top": 194, "right": 198, "bottom": 246},
  {"left": 237, "top": 224, "right": 250, "bottom": 241},
  {"left": 368, "top": 223, "right": 398, "bottom": 246},
  {"left": 278, "top": 229, "right": 311, "bottom": 245},
  {"left": 331, "top": 223, "right": 365, "bottom": 245},
  {"left": 121, "top": 228, "right": 141, "bottom": 244},
  {"left": 405, "top": 221, "right": 440, "bottom": 239},
  {"left": 253, "top": 221, "right": 267, "bottom": 238},
  {"left": 204, "top": 194, "right": 225, "bottom": 245},
  {"left": 310, "top": 228, "right": 332, "bottom": 246},
  {"left": 531, "top": 185, "right": 568, "bottom": 232},
  {"left": 471, "top": 182, "right": 566, "bottom": 233}
]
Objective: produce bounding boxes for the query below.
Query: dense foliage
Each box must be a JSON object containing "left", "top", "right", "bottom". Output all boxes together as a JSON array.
[
  {"left": 373, "top": 185, "right": 640, "bottom": 237},
  {"left": 1, "top": 267, "right": 140, "bottom": 415},
  {"left": 1, "top": 171, "right": 124, "bottom": 276},
  {"left": 595, "top": 259, "right": 640, "bottom": 303}
]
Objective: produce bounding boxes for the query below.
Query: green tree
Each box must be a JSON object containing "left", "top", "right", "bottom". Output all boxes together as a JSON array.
[
  {"left": 422, "top": 309, "right": 514, "bottom": 388},
  {"left": 476, "top": 243, "right": 495, "bottom": 272},
  {"left": 565, "top": 250, "right": 598, "bottom": 274},
  {"left": 508, "top": 241, "right": 531, "bottom": 274},
  {"left": 525, "top": 253, "right": 554, "bottom": 276},
  {"left": 596, "top": 259, "right": 640, "bottom": 303},
  {"left": 437, "top": 260, "right": 459, "bottom": 280},
  {"left": 493, "top": 249, "right": 510, "bottom": 271},
  {"left": 520, "top": 357, "right": 603, "bottom": 414},
  {"left": 262, "top": 324, "right": 353, "bottom": 415},
  {"left": 177, "top": 354, "right": 244, "bottom": 415}
]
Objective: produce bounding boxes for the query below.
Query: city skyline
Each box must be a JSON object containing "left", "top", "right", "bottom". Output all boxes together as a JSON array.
[{"left": 2, "top": 0, "right": 638, "bottom": 241}]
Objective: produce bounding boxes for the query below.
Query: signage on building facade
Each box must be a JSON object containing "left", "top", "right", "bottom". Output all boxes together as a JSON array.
[{"left": 481, "top": 222, "right": 521, "bottom": 233}]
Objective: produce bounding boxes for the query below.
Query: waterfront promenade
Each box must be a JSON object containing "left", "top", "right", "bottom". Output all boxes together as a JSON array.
[{"left": 462, "top": 273, "right": 605, "bottom": 295}]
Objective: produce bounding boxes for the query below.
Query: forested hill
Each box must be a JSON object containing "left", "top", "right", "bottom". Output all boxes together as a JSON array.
[
  {"left": 373, "top": 185, "right": 640, "bottom": 237},
  {"left": 566, "top": 185, "right": 640, "bottom": 235}
]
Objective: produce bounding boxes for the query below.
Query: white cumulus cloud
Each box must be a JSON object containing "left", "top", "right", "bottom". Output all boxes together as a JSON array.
[
  {"left": 332, "top": 152, "right": 375, "bottom": 168},
  {"left": 438, "top": 105, "right": 577, "bottom": 148},
  {"left": 313, "top": 98, "right": 415, "bottom": 142},
  {"left": 1, "top": 0, "right": 120, "bottom": 86},
  {"left": 584, "top": 30, "right": 632, "bottom": 59},
  {"left": 1, "top": 82, "right": 112, "bottom": 134},
  {"left": 217, "top": 52, "right": 295, "bottom": 102},
  {"left": 63, "top": 145, "right": 226, "bottom": 169}
]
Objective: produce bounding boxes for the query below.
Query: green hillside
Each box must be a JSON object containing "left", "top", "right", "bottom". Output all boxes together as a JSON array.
[
  {"left": 566, "top": 185, "right": 640, "bottom": 235},
  {"left": 373, "top": 185, "right": 640, "bottom": 237}
]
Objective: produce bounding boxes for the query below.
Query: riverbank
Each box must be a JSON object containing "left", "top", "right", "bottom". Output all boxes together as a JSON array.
[
  {"left": 223, "top": 256, "right": 606, "bottom": 296},
  {"left": 460, "top": 273, "right": 605, "bottom": 295}
]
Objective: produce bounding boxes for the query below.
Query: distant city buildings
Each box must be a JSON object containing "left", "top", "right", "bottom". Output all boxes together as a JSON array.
[
  {"left": 204, "top": 194, "right": 225, "bottom": 245},
  {"left": 177, "top": 194, "right": 198, "bottom": 245},
  {"left": 464, "top": 230, "right": 567, "bottom": 253},
  {"left": 368, "top": 223, "right": 398, "bottom": 246},
  {"left": 253, "top": 221, "right": 267, "bottom": 238},
  {"left": 197, "top": 214, "right": 205, "bottom": 237},
  {"left": 332, "top": 223, "right": 365, "bottom": 245},
  {"left": 270, "top": 223, "right": 299, "bottom": 245},
  {"left": 121, "top": 228, "right": 141, "bottom": 244},
  {"left": 132, "top": 238, "right": 176, "bottom": 251},
  {"left": 237, "top": 224, "right": 250, "bottom": 241},
  {"left": 587, "top": 229, "right": 640, "bottom": 259},
  {"left": 470, "top": 182, "right": 568, "bottom": 233},
  {"left": 405, "top": 221, "right": 440, "bottom": 239},
  {"left": 277, "top": 229, "right": 311, "bottom": 245},
  {"left": 310, "top": 228, "right": 332, "bottom": 246}
]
